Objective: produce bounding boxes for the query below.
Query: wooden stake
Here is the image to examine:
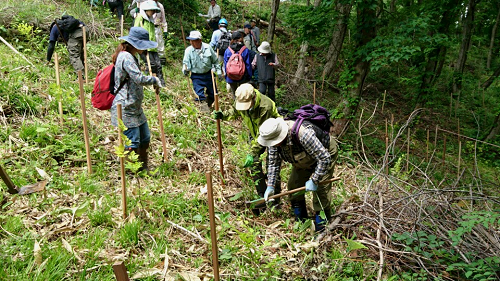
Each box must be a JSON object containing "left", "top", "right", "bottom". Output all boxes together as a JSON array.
[
  {"left": 112, "top": 261, "right": 130, "bottom": 281},
  {"left": 406, "top": 127, "right": 410, "bottom": 172},
  {"left": 179, "top": 15, "right": 187, "bottom": 49},
  {"left": 434, "top": 125, "right": 438, "bottom": 148},
  {"left": 457, "top": 141, "right": 461, "bottom": 182},
  {"left": 55, "top": 52, "right": 63, "bottom": 126},
  {"left": 83, "top": 26, "right": 88, "bottom": 84},
  {"left": 313, "top": 82, "right": 316, "bottom": 104},
  {"left": 0, "top": 164, "right": 19, "bottom": 194},
  {"left": 211, "top": 70, "right": 225, "bottom": 182},
  {"left": 385, "top": 119, "right": 389, "bottom": 175},
  {"left": 153, "top": 74, "right": 168, "bottom": 162},
  {"left": 381, "top": 90, "right": 386, "bottom": 113},
  {"left": 442, "top": 135, "right": 446, "bottom": 166},
  {"left": 146, "top": 53, "right": 153, "bottom": 76},
  {"left": 205, "top": 172, "right": 220, "bottom": 281},
  {"left": 78, "top": 71, "right": 92, "bottom": 174},
  {"left": 117, "top": 104, "right": 127, "bottom": 220},
  {"left": 120, "top": 15, "right": 124, "bottom": 37},
  {"left": 426, "top": 129, "right": 429, "bottom": 162}
]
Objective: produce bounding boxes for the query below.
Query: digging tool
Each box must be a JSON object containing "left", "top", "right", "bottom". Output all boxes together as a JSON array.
[
  {"left": 146, "top": 54, "right": 168, "bottom": 162},
  {"left": 0, "top": 164, "right": 47, "bottom": 195},
  {"left": 211, "top": 69, "right": 225, "bottom": 183},
  {"left": 245, "top": 177, "right": 341, "bottom": 207},
  {"left": 206, "top": 171, "right": 220, "bottom": 281},
  {"left": 78, "top": 70, "right": 92, "bottom": 174}
]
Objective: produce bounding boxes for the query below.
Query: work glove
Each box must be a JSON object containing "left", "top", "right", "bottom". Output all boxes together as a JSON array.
[
  {"left": 212, "top": 110, "right": 223, "bottom": 120},
  {"left": 264, "top": 186, "right": 274, "bottom": 201},
  {"left": 198, "top": 13, "right": 204, "bottom": 17},
  {"left": 163, "top": 32, "right": 168, "bottom": 38},
  {"left": 183, "top": 69, "right": 189, "bottom": 76},
  {"left": 153, "top": 77, "right": 163, "bottom": 88},
  {"left": 243, "top": 154, "right": 253, "bottom": 168},
  {"left": 305, "top": 179, "right": 318, "bottom": 192},
  {"left": 135, "top": 7, "right": 140, "bottom": 13}
]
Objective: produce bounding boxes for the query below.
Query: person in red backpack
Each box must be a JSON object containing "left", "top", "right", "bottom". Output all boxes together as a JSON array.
[
  {"left": 110, "top": 27, "right": 162, "bottom": 172},
  {"left": 224, "top": 31, "right": 253, "bottom": 99}
]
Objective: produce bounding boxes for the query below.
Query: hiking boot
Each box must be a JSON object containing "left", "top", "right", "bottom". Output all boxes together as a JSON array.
[
  {"left": 314, "top": 209, "right": 332, "bottom": 232},
  {"left": 291, "top": 200, "right": 308, "bottom": 222}
]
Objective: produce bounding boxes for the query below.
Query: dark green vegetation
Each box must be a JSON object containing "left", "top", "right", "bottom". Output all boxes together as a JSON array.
[{"left": 0, "top": 0, "right": 499, "bottom": 280}]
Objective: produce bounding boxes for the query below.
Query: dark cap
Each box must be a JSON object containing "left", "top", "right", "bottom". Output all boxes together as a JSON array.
[
  {"left": 231, "top": 31, "right": 243, "bottom": 40},
  {"left": 244, "top": 24, "right": 251, "bottom": 29}
]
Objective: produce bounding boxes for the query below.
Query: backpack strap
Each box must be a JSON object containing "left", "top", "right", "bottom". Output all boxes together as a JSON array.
[
  {"left": 115, "top": 59, "right": 129, "bottom": 95},
  {"left": 238, "top": 45, "right": 247, "bottom": 54},
  {"left": 53, "top": 19, "right": 68, "bottom": 45},
  {"left": 228, "top": 47, "right": 235, "bottom": 54}
]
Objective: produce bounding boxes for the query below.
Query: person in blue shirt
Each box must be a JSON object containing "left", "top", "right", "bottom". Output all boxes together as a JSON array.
[{"left": 46, "top": 16, "right": 85, "bottom": 72}]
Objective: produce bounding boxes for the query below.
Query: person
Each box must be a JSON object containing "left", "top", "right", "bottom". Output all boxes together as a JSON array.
[
  {"left": 129, "top": 0, "right": 147, "bottom": 18},
  {"left": 105, "top": 0, "right": 124, "bottom": 19},
  {"left": 224, "top": 31, "right": 253, "bottom": 99},
  {"left": 153, "top": 0, "right": 168, "bottom": 61},
  {"left": 250, "top": 19, "right": 260, "bottom": 46},
  {"left": 212, "top": 84, "right": 281, "bottom": 209},
  {"left": 110, "top": 27, "right": 162, "bottom": 172},
  {"left": 243, "top": 24, "right": 258, "bottom": 53},
  {"left": 251, "top": 41, "right": 280, "bottom": 102},
  {"left": 134, "top": 0, "right": 165, "bottom": 87},
  {"left": 199, "top": 0, "right": 221, "bottom": 31},
  {"left": 257, "top": 118, "right": 338, "bottom": 232},
  {"left": 209, "top": 18, "right": 229, "bottom": 63},
  {"left": 182, "top": 30, "right": 221, "bottom": 111},
  {"left": 46, "top": 15, "right": 86, "bottom": 73}
]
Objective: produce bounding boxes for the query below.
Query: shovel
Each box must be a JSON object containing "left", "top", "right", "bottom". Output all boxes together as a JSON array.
[
  {"left": 245, "top": 177, "right": 341, "bottom": 208},
  {"left": 0, "top": 164, "right": 47, "bottom": 195}
]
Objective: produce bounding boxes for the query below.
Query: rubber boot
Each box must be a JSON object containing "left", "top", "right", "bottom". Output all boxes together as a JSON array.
[
  {"left": 137, "top": 143, "right": 149, "bottom": 172},
  {"left": 314, "top": 208, "right": 332, "bottom": 232},
  {"left": 291, "top": 200, "right": 308, "bottom": 222},
  {"left": 207, "top": 97, "right": 214, "bottom": 109}
]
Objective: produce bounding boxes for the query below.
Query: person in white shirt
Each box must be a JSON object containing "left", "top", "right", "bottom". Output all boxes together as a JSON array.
[
  {"left": 153, "top": 0, "right": 168, "bottom": 60},
  {"left": 199, "top": 0, "right": 221, "bottom": 31}
]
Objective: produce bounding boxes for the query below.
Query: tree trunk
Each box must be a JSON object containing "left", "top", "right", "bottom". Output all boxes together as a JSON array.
[
  {"left": 487, "top": 5, "right": 500, "bottom": 69},
  {"left": 267, "top": 0, "right": 280, "bottom": 44},
  {"left": 481, "top": 64, "right": 500, "bottom": 89},
  {"left": 484, "top": 113, "right": 500, "bottom": 141},
  {"left": 323, "top": 2, "right": 352, "bottom": 79},
  {"left": 453, "top": 0, "right": 477, "bottom": 93},
  {"left": 331, "top": 0, "right": 377, "bottom": 137},
  {"left": 291, "top": 0, "right": 321, "bottom": 86},
  {"left": 390, "top": 0, "right": 396, "bottom": 13}
]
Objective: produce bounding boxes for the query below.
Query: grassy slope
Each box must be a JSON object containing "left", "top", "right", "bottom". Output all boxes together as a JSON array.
[{"left": 0, "top": 1, "right": 366, "bottom": 280}]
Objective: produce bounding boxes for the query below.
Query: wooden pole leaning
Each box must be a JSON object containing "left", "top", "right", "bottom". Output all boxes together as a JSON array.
[
  {"left": 117, "top": 104, "right": 127, "bottom": 220},
  {"left": 83, "top": 26, "right": 88, "bottom": 84},
  {"left": 211, "top": 70, "right": 225, "bottom": 183},
  {"left": 77, "top": 70, "right": 92, "bottom": 174},
  {"left": 205, "top": 171, "right": 220, "bottom": 281},
  {"left": 179, "top": 15, "right": 187, "bottom": 48},
  {"left": 54, "top": 52, "right": 63, "bottom": 126},
  {"left": 120, "top": 15, "right": 124, "bottom": 37}
]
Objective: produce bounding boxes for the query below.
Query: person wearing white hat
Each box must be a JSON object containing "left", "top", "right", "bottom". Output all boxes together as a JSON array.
[
  {"left": 251, "top": 41, "right": 280, "bottom": 102},
  {"left": 134, "top": 0, "right": 165, "bottom": 87},
  {"left": 212, "top": 84, "right": 281, "bottom": 209},
  {"left": 257, "top": 117, "right": 338, "bottom": 232},
  {"left": 182, "top": 30, "right": 221, "bottom": 110},
  {"left": 110, "top": 27, "right": 163, "bottom": 172}
]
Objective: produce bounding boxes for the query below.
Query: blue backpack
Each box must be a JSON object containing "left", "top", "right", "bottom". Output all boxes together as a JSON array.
[{"left": 285, "top": 104, "right": 333, "bottom": 146}]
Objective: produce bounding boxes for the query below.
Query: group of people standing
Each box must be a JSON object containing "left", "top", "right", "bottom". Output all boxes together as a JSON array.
[{"left": 49, "top": 0, "right": 338, "bottom": 232}]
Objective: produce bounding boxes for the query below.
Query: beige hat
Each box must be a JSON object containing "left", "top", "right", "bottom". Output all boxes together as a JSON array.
[
  {"left": 186, "top": 30, "right": 202, "bottom": 40},
  {"left": 235, "top": 84, "right": 255, "bottom": 110},
  {"left": 257, "top": 118, "right": 288, "bottom": 147},
  {"left": 258, "top": 41, "right": 272, "bottom": 54}
]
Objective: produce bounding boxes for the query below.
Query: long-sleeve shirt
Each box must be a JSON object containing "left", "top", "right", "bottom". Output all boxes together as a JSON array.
[
  {"left": 183, "top": 43, "right": 221, "bottom": 74},
  {"left": 251, "top": 53, "right": 280, "bottom": 69},
  {"left": 207, "top": 4, "right": 221, "bottom": 19},
  {"left": 267, "top": 122, "right": 332, "bottom": 187},
  {"left": 153, "top": 1, "right": 168, "bottom": 32},
  {"left": 209, "top": 27, "right": 227, "bottom": 49},
  {"left": 110, "top": 51, "right": 157, "bottom": 128}
]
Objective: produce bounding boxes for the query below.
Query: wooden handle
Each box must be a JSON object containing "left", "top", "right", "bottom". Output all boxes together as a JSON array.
[{"left": 0, "top": 164, "right": 18, "bottom": 194}]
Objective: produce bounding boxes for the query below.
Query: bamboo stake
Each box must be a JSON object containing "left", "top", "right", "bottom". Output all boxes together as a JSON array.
[
  {"left": 211, "top": 70, "right": 225, "bottom": 182},
  {"left": 78, "top": 70, "right": 92, "bottom": 174},
  {"left": 313, "top": 82, "right": 316, "bottom": 104},
  {"left": 120, "top": 15, "right": 124, "bottom": 37},
  {"left": 117, "top": 104, "right": 127, "bottom": 220},
  {"left": 0, "top": 36, "right": 35, "bottom": 67},
  {"left": 406, "top": 127, "right": 410, "bottom": 172},
  {"left": 385, "top": 119, "right": 389, "bottom": 175},
  {"left": 205, "top": 171, "right": 220, "bottom": 281},
  {"left": 83, "top": 26, "right": 88, "bottom": 84},
  {"left": 55, "top": 52, "right": 63, "bottom": 126},
  {"left": 381, "top": 90, "right": 386, "bottom": 113},
  {"left": 153, "top": 74, "right": 168, "bottom": 162},
  {"left": 179, "top": 15, "right": 187, "bottom": 48},
  {"left": 146, "top": 53, "right": 153, "bottom": 76},
  {"left": 434, "top": 125, "right": 438, "bottom": 148}
]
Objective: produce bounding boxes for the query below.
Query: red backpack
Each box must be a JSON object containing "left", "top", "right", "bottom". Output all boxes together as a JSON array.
[
  {"left": 91, "top": 63, "right": 128, "bottom": 110},
  {"left": 226, "top": 46, "right": 247, "bottom": 81}
]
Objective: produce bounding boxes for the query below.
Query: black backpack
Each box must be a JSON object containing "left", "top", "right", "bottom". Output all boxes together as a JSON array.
[
  {"left": 216, "top": 31, "right": 232, "bottom": 55},
  {"left": 56, "top": 15, "right": 80, "bottom": 32}
]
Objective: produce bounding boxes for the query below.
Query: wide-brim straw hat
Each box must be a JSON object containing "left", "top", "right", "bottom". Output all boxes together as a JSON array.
[
  {"left": 258, "top": 41, "right": 272, "bottom": 54},
  {"left": 119, "top": 27, "right": 158, "bottom": 50},
  {"left": 258, "top": 118, "right": 288, "bottom": 147}
]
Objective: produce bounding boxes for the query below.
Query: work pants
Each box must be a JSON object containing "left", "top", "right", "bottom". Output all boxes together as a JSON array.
[
  {"left": 67, "top": 28, "right": 84, "bottom": 72},
  {"left": 259, "top": 82, "right": 276, "bottom": 102},
  {"left": 139, "top": 51, "right": 165, "bottom": 86}
]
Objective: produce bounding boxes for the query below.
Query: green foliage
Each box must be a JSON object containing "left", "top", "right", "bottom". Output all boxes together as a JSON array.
[{"left": 119, "top": 220, "right": 141, "bottom": 248}]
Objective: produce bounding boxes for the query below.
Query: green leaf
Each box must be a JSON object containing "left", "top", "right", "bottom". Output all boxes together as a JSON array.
[
  {"left": 465, "top": 271, "right": 473, "bottom": 278},
  {"left": 345, "top": 239, "right": 367, "bottom": 252},
  {"left": 229, "top": 192, "right": 243, "bottom": 201}
]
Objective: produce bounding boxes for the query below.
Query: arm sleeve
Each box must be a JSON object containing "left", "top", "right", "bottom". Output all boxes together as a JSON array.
[
  {"left": 299, "top": 127, "right": 331, "bottom": 183},
  {"left": 46, "top": 41, "right": 56, "bottom": 62},
  {"left": 123, "top": 55, "right": 156, "bottom": 86},
  {"left": 210, "top": 47, "right": 221, "bottom": 73},
  {"left": 183, "top": 48, "right": 191, "bottom": 71},
  {"left": 273, "top": 54, "right": 280, "bottom": 67},
  {"left": 267, "top": 146, "right": 282, "bottom": 187},
  {"left": 251, "top": 55, "right": 257, "bottom": 69}
]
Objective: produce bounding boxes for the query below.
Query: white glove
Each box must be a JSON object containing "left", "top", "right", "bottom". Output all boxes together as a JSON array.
[
  {"left": 154, "top": 77, "right": 163, "bottom": 88},
  {"left": 198, "top": 13, "right": 204, "bottom": 17},
  {"left": 264, "top": 186, "right": 275, "bottom": 202}
]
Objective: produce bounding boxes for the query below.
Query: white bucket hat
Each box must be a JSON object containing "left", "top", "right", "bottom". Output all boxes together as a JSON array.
[
  {"left": 258, "top": 41, "right": 272, "bottom": 54},
  {"left": 258, "top": 118, "right": 288, "bottom": 147},
  {"left": 235, "top": 84, "right": 255, "bottom": 110},
  {"left": 140, "top": 0, "right": 160, "bottom": 12},
  {"left": 186, "top": 30, "right": 202, "bottom": 40}
]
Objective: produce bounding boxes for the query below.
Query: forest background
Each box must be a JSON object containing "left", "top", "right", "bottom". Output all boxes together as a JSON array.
[{"left": 0, "top": 0, "right": 499, "bottom": 280}]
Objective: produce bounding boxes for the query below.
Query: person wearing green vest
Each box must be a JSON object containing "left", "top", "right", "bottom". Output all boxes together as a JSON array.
[
  {"left": 212, "top": 84, "right": 282, "bottom": 211},
  {"left": 134, "top": 0, "right": 165, "bottom": 86}
]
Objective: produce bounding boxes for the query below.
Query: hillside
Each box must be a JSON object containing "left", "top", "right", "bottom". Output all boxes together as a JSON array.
[{"left": 1, "top": 0, "right": 500, "bottom": 280}]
